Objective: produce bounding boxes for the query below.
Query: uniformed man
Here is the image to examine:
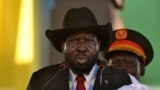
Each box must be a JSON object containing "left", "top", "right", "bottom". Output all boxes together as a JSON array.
[{"left": 103, "top": 29, "right": 154, "bottom": 90}]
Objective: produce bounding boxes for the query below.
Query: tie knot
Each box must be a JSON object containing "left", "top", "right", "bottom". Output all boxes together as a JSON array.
[{"left": 76, "top": 74, "right": 86, "bottom": 82}]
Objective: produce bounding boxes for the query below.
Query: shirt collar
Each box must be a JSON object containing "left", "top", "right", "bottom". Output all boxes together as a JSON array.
[{"left": 69, "top": 64, "right": 99, "bottom": 82}]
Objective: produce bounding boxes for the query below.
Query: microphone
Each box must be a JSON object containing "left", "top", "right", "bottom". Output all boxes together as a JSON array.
[
  {"left": 99, "top": 60, "right": 107, "bottom": 89},
  {"left": 99, "top": 60, "right": 107, "bottom": 69},
  {"left": 42, "top": 62, "right": 67, "bottom": 90},
  {"left": 99, "top": 64, "right": 106, "bottom": 70}
]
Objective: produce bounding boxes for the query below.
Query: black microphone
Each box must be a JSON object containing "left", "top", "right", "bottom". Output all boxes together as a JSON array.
[
  {"left": 42, "top": 62, "right": 67, "bottom": 90},
  {"left": 99, "top": 60, "right": 107, "bottom": 89},
  {"left": 99, "top": 60, "right": 107, "bottom": 69}
]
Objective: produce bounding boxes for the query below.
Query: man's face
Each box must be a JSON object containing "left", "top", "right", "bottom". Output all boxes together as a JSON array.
[
  {"left": 108, "top": 52, "right": 143, "bottom": 80},
  {"left": 63, "top": 32, "right": 100, "bottom": 74}
]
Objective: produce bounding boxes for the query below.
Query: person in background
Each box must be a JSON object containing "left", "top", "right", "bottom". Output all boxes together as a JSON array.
[
  {"left": 27, "top": 7, "right": 132, "bottom": 90},
  {"left": 103, "top": 29, "right": 154, "bottom": 90}
]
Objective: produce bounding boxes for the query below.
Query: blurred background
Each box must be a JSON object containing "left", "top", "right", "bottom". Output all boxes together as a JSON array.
[{"left": 0, "top": 0, "right": 159, "bottom": 90}]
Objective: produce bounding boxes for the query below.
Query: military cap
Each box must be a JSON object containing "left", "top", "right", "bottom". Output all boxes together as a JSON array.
[{"left": 103, "top": 29, "right": 154, "bottom": 66}]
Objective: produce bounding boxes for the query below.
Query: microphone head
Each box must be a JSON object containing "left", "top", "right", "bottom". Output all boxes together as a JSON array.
[
  {"left": 59, "top": 61, "right": 68, "bottom": 70},
  {"left": 59, "top": 64, "right": 66, "bottom": 69},
  {"left": 99, "top": 60, "right": 107, "bottom": 69},
  {"left": 99, "top": 64, "right": 105, "bottom": 69}
]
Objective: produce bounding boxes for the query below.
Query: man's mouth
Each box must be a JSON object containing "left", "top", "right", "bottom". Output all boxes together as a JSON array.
[
  {"left": 76, "top": 58, "right": 87, "bottom": 64},
  {"left": 75, "top": 55, "right": 88, "bottom": 64}
]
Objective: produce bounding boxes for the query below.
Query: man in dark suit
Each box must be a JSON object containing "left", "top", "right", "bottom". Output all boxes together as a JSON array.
[{"left": 27, "top": 7, "right": 132, "bottom": 90}]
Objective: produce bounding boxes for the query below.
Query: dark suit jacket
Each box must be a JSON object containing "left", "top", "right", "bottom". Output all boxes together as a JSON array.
[{"left": 27, "top": 63, "right": 132, "bottom": 90}]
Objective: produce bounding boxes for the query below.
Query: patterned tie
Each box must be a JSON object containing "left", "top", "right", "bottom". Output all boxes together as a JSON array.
[{"left": 76, "top": 74, "right": 86, "bottom": 90}]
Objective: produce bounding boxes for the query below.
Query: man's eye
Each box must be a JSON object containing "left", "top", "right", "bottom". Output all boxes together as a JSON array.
[
  {"left": 112, "top": 62, "right": 117, "bottom": 65},
  {"left": 86, "top": 39, "right": 93, "bottom": 41},
  {"left": 84, "top": 38, "right": 95, "bottom": 42},
  {"left": 69, "top": 39, "right": 75, "bottom": 41},
  {"left": 67, "top": 39, "right": 77, "bottom": 42}
]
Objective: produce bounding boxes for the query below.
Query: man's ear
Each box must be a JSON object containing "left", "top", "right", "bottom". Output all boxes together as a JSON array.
[
  {"left": 61, "top": 42, "right": 66, "bottom": 53},
  {"left": 140, "top": 64, "right": 145, "bottom": 76},
  {"left": 96, "top": 41, "right": 101, "bottom": 51},
  {"left": 108, "top": 59, "right": 112, "bottom": 66}
]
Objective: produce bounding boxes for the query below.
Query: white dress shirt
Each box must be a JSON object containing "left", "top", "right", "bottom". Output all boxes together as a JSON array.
[{"left": 69, "top": 64, "right": 99, "bottom": 90}]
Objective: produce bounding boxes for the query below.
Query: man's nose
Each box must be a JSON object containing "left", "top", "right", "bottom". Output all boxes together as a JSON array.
[
  {"left": 77, "top": 40, "right": 87, "bottom": 52},
  {"left": 119, "top": 64, "right": 127, "bottom": 71}
]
